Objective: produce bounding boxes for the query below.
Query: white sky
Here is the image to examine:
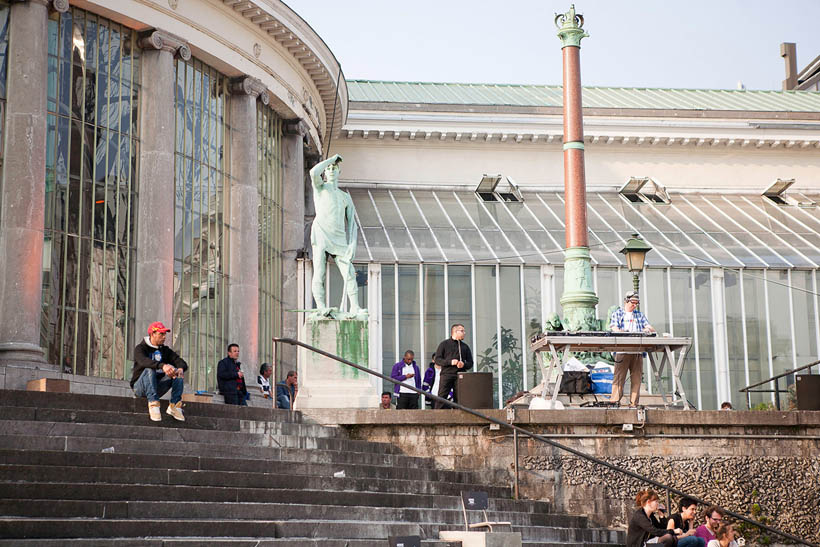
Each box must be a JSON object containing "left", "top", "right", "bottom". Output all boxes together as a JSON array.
[{"left": 283, "top": 0, "right": 820, "bottom": 91}]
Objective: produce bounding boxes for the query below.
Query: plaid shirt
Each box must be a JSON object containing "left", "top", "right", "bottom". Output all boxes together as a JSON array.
[{"left": 610, "top": 307, "right": 650, "bottom": 333}]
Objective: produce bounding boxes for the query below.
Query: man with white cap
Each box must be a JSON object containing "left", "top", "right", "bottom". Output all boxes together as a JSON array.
[
  {"left": 130, "top": 321, "right": 188, "bottom": 422},
  {"left": 609, "top": 291, "right": 656, "bottom": 407}
]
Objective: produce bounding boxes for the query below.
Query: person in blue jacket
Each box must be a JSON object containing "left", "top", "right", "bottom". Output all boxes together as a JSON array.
[
  {"left": 391, "top": 350, "right": 421, "bottom": 409},
  {"left": 276, "top": 370, "right": 298, "bottom": 409},
  {"left": 421, "top": 353, "right": 452, "bottom": 408}
]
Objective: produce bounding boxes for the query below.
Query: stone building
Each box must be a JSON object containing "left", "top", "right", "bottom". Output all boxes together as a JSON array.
[
  {"left": 2, "top": 1, "right": 819, "bottom": 411},
  {"left": 0, "top": 0, "right": 343, "bottom": 393},
  {"left": 332, "top": 81, "right": 820, "bottom": 410}
]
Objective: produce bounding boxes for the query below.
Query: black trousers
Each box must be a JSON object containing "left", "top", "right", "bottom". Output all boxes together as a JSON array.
[
  {"left": 434, "top": 371, "right": 458, "bottom": 409},
  {"left": 396, "top": 393, "right": 419, "bottom": 409},
  {"left": 223, "top": 390, "right": 247, "bottom": 406}
]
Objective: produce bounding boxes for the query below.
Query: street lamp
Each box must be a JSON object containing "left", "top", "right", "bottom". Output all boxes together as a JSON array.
[{"left": 620, "top": 233, "right": 652, "bottom": 302}]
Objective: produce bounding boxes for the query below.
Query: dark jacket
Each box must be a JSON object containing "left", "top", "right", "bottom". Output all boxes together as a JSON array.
[
  {"left": 422, "top": 365, "right": 453, "bottom": 402},
  {"left": 433, "top": 338, "right": 473, "bottom": 375},
  {"left": 391, "top": 360, "right": 421, "bottom": 395},
  {"left": 217, "top": 357, "right": 246, "bottom": 397},
  {"left": 626, "top": 508, "right": 675, "bottom": 547},
  {"left": 130, "top": 337, "right": 188, "bottom": 388},
  {"left": 276, "top": 381, "right": 296, "bottom": 409}
]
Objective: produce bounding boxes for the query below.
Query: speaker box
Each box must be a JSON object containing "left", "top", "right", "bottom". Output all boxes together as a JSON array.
[
  {"left": 796, "top": 375, "right": 820, "bottom": 411},
  {"left": 457, "top": 372, "right": 494, "bottom": 409}
]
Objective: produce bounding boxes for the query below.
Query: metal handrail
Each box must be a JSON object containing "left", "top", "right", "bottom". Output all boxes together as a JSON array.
[
  {"left": 738, "top": 359, "right": 819, "bottom": 410},
  {"left": 274, "top": 337, "right": 816, "bottom": 547}
]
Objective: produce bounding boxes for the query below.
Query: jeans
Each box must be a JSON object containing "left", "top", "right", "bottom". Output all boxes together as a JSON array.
[
  {"left": 677, "top": 536, "right": 706, "bottom": 547},
  {"left": 133, "top": 368, "right": 183, "bottom": 404}
]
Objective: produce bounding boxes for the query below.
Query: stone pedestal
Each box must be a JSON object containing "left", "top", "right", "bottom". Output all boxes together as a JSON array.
[
  {"left": 297, "top": 317, "right": 376, "bottom": 409},
  {"left": 439, "top": 531, "right": 521, "bottom": 547}
]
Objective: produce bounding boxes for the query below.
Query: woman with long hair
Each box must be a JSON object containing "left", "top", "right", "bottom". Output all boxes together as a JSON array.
[
  {"left": 626, "top": 490, "right": 681, "bottom": 547},
  {"left": 706, "top": 524, "right": 741, "bottom": 547}
]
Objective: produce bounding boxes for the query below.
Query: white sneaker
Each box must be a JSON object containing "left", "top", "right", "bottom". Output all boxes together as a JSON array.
[
  {"left": 148, "top": 401, "right": 161, "bottom": 422},
  {"left": 166, "top": 401, "right": 185, "bottom": 422}
]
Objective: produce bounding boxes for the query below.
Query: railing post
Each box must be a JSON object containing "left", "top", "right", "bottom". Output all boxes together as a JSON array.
[
  {"left": 774, "top": 378, "right": 781, "bottom": 410},
  {"left": 513, "top": 427, "right": 520, "bottom": 501}
]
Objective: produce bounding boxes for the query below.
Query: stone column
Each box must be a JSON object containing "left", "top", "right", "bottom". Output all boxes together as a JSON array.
[
  {"left": 281, "top": 120, "right": 307, "bottom": 371},
  {"left": 227, "top": 77, "right": 268, "bottom": 367},
  {"left": 555, "top": 5, "right": 598, "bottom": 332},
  {"left": 0, "top": 0, "right": 67, "bottom": 376},
  {"left": 134, "top": 30, "right": 190, "bottom": 334}
]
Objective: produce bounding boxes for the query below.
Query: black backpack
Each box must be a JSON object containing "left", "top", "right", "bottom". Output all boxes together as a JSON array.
[{"left": 559, "top": 371, "right": 592, "bottom": 394}]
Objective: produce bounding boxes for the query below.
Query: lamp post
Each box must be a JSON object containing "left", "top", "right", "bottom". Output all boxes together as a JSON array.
[{"left": 620, "top": 233, "right": 652, "bottom": 307}]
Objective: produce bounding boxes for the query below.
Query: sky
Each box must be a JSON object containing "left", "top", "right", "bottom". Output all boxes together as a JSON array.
[{"left": 283, "top": 0, "right": 820, "bottom": 91}]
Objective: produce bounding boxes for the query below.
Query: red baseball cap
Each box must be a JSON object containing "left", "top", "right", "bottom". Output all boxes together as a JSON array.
[{"left": 147, "top": 321, "right": 170, "bottom": 335}]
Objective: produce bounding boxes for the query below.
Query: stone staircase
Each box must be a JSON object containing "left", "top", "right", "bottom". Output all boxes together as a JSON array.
[{"left": 0, "top": 389, "right": 624, "bottom": 546}]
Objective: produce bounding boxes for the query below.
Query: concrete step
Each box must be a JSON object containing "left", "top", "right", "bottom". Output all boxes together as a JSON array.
[
  {"left": 0, "top": 448, "right": 481, "bottom": 486},
  {"left": 0, "top": 464, "right": 512, "bottom": 498},
  {"left": 0, "top": 481, "right": 551, "bottom": 516},
  {"left": 0, "top": 517, "right": 622, "bottom": 542},
  {"left": 0, "top": 499, "right": 584, "bottom": 527},
  {"left": 0, "top": 433, "right": 470, "bottom": 477},
  {"left": 0, "top": 419, "right": 401, "bottom": 457},
  {"left": 0, "top": 389, "right": 303, "bottom": 423},
  {"left": 0, "top": 540, "right": 467, "bottom": 547}
]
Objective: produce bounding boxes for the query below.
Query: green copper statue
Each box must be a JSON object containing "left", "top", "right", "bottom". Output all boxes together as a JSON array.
[{"left": 308, "top": 154, "right": 367, "bottom": 320}]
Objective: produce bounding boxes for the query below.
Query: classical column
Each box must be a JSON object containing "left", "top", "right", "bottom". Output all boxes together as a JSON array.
[
  {"left": 555, "top": 5, "right": 598, "bottom": 331},
  {"left": 227, "top": 77, "right": 268, "bottom": 365},
  {"left": 0, "top": 0, "right": 67, "bottom": 373},
  {"left": 134, "top": 30, "right": 190, "bottom": 333},
  {"left": 280, "top": 119, "right": 307, "bottom": 371}
]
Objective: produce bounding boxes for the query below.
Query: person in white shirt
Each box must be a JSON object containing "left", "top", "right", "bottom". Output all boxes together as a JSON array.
[
  {"left": 609, "top": 291, "right": 656, "bottom": 407},
  {"left": 257, "top": 363, "right": 272, "bottom": 399},
  {"left": 390, "top": 350, "right": 422, "bottom": 409}
]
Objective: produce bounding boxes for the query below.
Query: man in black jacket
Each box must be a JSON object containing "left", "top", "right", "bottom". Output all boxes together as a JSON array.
[
  {"left": 217, "top": 343, "right": 247, "bottom": 405},
  {"left": 131, "top": 322, "right": 188, "bottom": 422},
  {"left": 433, "top": 324, "right": 473, "bottom": 409}
]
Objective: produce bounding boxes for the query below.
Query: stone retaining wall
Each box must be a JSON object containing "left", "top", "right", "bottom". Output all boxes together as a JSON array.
[{"left": 303, "top": 408, "right": 820, "bottom": 545}]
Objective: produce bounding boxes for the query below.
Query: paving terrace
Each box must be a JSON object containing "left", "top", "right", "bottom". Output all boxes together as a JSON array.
[{"left": 0, "top": 389, "right": 625, "bottom": 546}]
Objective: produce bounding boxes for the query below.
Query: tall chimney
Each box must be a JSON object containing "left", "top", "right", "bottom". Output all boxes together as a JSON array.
[
  {"left": 555, "top": 5, "right": 598, "bottom": 332},
  {"left": 781, "top": 42, "right": 798, "bottom": 90}
]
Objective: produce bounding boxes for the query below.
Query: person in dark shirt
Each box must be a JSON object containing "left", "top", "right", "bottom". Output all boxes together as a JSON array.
[
  {"left": 668, "top": 497, "right": 706, "bottom": 547},
  {"left": 626, "top": 490, "right": 681, "bottom": 547},
  {"left": 131, "top": 321, "right": 188, "bottom": 422},
  {"left": 217, "top": 343, "right": 247, "bottom": 405},
  {"left": 432, "top": 324, "right": 473, "bottom": 409}
]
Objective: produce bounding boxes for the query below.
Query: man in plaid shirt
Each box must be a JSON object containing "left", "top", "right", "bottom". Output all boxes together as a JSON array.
[{"left": 609, "top": 291, "right": 656, "bottom": 406}]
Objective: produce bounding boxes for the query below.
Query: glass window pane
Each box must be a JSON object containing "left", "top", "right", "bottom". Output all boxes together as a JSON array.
[
  {"left": 474, "top": 265, "right": 499, "bottom": 407},
  {"left": 523, "top": 267, "right": 542, "bottom": 390},
  {"left": 743, "top": 270, "right": 769, "bottom": 407},
  {"left": 424, "top": 265, "right": 446, "bottom": 366},
  {"left": 644, "top": 268, "right": 672, "bottom": 394},
  {"left": 499, "top": 266, "right": 523, "bottom": 404},
  {"left": 448, "top": 265, "right": 472, "bottom": 348},
  {"left": 792, "top": 270, "right": 819, "bottom": 371},
  {"left": 768, "top": 270, "right": 794, "bottom": 385},
  {"left": 725, "top": 269, "right": 746, "bottom": 409},
  {"left": 398, "top": 265, "right": 420, "bottom": 376},
  {"left": 670, "top": 269, "right": 697, "bottom": 407},
  {"left": 382, "top": 265, "right": 396, "bottom": 393},
  {"left": 695, "top": 269, "right": 716, "bottom": 409},
  {"left": 596, "top": 267, "right": 621, "bottom": 322}
]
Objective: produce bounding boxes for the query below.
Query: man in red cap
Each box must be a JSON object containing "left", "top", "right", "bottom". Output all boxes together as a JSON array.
[{"left": 130, "top": 321, "right": 188, "bottom": 422}]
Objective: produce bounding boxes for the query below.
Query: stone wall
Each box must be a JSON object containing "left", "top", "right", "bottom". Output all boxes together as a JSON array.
[{"left": 303, "top": 408, "right": 820, "bottom": 545}]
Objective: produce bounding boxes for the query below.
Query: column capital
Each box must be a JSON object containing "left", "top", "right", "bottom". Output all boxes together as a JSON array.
[
  {"left": 555, "top": 4, "right": 588, "bottom": 48},
  {"left": 10, "top": 0, "right": 68, "bottom": 12},
  {"left": 283, "top": 119, "right": 308, "bottom": 137},
  {"left": 138, "top": 29, "right": 191, "bottom": 61},
  {"left": 230, "top": 76, "right": 269, "bottom": 105}
]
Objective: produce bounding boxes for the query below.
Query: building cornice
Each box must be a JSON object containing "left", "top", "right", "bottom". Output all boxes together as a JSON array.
[
  {"left": 342, "top": 109, "right": 820, "bottom": 150},
  {"left": 222, "top": 0, "right": 346, "bottom": 150}
]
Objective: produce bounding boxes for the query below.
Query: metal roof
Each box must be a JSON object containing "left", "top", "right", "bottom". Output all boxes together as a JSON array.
[
  {"left": 348, "top": 80, "right": 820, "bottom": 113},
  {"left": 349, "top": 188, "right": 820, "bottom": 268}
]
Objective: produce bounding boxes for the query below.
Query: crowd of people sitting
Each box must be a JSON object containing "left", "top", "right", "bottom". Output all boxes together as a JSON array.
[{"left": 627, "top": 490, "right": 743, "bottom": 547}]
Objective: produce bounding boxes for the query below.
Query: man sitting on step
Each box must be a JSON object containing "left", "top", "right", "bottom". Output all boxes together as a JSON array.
[{"left": 130, "top": 322, "right": 188, "bottom": 422}]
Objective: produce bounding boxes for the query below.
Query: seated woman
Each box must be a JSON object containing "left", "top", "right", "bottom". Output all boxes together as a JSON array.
[
  {"left": 707, "top": 524, "right": 741, "bottom": 547},
  {"left": 668, "top": 497, "right": 706, "bottom": 547},
  {"left": 626, "top": 490, "right": 681, "bottom": 547}
]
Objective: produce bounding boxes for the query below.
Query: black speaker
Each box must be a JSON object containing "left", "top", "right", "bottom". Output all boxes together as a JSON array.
[
  {"left": 796, "top": 375, "right": 820, "bottom": 411},
  {"left": 457, "top": 372, "right": 493, "bottom": 409}
]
